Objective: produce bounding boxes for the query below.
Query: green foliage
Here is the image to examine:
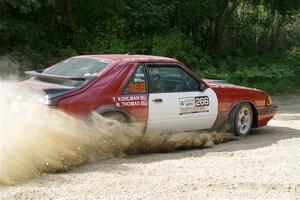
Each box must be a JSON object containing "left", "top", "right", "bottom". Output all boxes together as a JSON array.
[
  {"left": 290, "top": 47, "right": 300, "bottom": 66},
  {"left": 59, "top": 48, "right": 78, "bottom": 58},
  {"left": 152, "top": 33, "right": 202, "bottom": 67},
  {"left": 198, "top": 54, "right": 300, "bottom": 94},
  {"left": 0, "top": 0, "right": 300, "bottom": 93},
  {"left": 6, "top": 0, "right": 42, "bottom": 14}
]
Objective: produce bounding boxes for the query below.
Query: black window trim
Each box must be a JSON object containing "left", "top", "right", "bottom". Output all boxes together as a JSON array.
[{"left": 145, "top": 62, "right": 205, "bottom": 94}]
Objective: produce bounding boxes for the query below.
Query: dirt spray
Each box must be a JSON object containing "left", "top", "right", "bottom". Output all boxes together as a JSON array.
[{"left": 0, "top": 81, "right": 235, "bottom": 185}]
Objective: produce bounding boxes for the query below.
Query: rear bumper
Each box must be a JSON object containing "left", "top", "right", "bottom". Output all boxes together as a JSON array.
[{"left": 257, "top": 105, "right": 278, "bottom": 115}]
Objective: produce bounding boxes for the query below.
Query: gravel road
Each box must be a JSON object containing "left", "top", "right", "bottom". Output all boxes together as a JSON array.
[{"left": 1, "top": 94, "right": 299, "bottom": 200}]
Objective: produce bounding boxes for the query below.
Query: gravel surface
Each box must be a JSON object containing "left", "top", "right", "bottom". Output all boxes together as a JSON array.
[{"left": 1, "top": 94, "right": 299, "bottom": 200}]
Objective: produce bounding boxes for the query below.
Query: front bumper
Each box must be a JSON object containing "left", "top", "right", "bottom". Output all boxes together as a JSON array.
[
  {"left": 257, "top": 105, "right": 278, "bottom": 115},
  {"left": 256, "top": 105, "right": 278, "bottom": 127}
]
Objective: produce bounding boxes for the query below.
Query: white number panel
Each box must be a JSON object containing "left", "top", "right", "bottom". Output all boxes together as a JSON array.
[{"left": 146, "top": 88, "right": 218, "bottom": 133}]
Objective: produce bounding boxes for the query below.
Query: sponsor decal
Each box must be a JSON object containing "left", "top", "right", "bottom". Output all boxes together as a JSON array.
[
  {"left": 179, "top": 96, "right": 209, "bottom": 115},
  {"left": 113, "top": 95, "right": 148, "bottom": 107},
  {"left": 180, "top": 97, "right": 195, "bottom": 108}
]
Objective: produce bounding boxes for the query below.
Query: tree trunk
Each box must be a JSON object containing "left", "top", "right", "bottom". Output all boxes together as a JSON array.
[
  {"left": 63, "top": 0, "right": 72, "bottom": 45},
  {"left": 0, "top": 0, "right": 7, "bottom": 16}
]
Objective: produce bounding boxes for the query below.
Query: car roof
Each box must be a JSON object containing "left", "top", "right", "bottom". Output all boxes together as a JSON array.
[{"left": 75, "top": 54, "right": 179, "bottom": 63}]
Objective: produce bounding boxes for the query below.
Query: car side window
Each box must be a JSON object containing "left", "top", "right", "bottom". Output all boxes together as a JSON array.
[
  {"left": 124, "top": 64, "right": 147, "bottom": 94},
  {"left": 147, "top": 64, "right": 199, "bottom": 93}
]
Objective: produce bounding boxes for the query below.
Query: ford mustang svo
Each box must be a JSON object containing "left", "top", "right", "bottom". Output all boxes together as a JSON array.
[{"left": 20, "top": 55, "right": 277, "bottom": 136}]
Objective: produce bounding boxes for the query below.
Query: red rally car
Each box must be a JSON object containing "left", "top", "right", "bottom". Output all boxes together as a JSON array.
[{"left": 22, "top": 55, "right": 277, "bottom": 136}]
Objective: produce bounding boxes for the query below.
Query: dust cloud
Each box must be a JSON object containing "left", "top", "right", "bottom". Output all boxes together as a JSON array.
[
  {"left": 0, "top": 56, "right": 24, "bottom": 79},
  {"left": 0, "top": 80, "right": 234, "bottom": 185}
]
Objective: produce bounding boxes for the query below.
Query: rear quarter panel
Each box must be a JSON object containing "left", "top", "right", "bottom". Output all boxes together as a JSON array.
[
  {"left": 57, "top": 62, "right": 149, "bottom": 123},
  {"left": 58, "top": 62, "right": 130, "bottom": 116}
]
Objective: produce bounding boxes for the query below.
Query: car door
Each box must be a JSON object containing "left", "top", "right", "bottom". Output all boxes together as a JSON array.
[{"left": 146, "top": 63, "right": 218, "bottom": 133}]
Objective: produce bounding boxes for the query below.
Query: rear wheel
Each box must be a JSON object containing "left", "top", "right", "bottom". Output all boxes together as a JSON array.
[
  {"left": 230, "top": 103, "right": 253, "bottom": 136},
  {"left": 101, "top": 112, "right": 128, "bottom": 123}
]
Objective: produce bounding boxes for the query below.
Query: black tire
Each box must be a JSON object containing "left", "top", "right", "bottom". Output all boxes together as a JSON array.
[
  {"left": 101, "top": 112, "right": 128, "bottom": 123},
  {"left": 229, "top": 103, "right": 253, "bottom": 136}
]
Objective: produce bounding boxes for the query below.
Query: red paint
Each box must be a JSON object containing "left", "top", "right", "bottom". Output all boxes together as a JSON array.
[
  {"left": 209, "top": 82, "right": 275, "bottom": 128},
  {"left": 20, "top": 55, "right": 277, "bottom": 130}
]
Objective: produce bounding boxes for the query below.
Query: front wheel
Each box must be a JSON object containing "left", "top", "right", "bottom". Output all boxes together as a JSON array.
[{"left": 230, "top": 103, "right": 253, "bottom": 136}]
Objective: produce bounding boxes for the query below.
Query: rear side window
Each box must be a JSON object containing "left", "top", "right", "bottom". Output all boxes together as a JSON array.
[
  {"left": 35, "top": 57, "right": 111, "bottom": 87},
  {"left": 44, "top": 57, "right": 111, "bottom": 78},
  {"left": 147, "top": 64, "right": 199, "bottom": 93},
  {"left": 124, "top": 64, "right": 147, "bottom": 94}
]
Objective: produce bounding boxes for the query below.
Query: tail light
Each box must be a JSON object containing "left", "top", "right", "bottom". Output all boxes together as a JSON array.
[{"left": 38, "top": 95, "right": 58, "bottom": 106}]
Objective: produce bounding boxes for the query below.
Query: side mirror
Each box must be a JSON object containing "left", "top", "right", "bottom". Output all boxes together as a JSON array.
[{"left": 199, "top": 83, "right": 206, "bottom": 92}]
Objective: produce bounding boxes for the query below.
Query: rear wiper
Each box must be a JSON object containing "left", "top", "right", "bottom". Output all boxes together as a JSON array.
[{"left": 25, "top": 71, "right": 90, "bottom": 81}]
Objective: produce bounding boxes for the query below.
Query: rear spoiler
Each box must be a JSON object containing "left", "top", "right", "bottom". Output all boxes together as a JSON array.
[{"left": 25, "top": 71, "right": 88, "bottom": 81}]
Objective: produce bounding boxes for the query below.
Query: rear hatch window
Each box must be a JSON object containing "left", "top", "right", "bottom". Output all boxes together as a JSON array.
[{"left": 34, "top": 57, "right": 111, "bottom": 87}]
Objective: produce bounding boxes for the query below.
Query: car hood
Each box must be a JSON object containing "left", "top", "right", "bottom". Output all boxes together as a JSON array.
[{"left": 204, "top": 79, "right": 261, "bottom": 92}]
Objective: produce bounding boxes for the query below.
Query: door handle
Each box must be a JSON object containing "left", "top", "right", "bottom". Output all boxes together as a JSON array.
[{"left": 152, "top": 98, "right": 163, "bottom": 103}]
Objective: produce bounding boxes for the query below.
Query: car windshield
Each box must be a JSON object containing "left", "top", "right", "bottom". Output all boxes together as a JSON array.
[{"left": 34, "top": 57, "right": 111, "bottom": 87}]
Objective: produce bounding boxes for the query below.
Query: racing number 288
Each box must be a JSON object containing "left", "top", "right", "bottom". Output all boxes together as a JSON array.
[{"left": 128, "top": 83, "right": 146, "bottom": 93}]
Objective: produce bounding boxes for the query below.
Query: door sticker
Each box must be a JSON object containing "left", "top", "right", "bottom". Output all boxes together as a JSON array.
[
  {"left": 113, "top": 95, "right": 148, "bottom": 107},
  {"left": 179, "top": 96, "right": 209, "bottom": 115}
]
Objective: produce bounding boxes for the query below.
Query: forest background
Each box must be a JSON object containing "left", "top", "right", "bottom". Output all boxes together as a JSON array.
[{"left": 1, "top": 0, "right": 300, "bottom": 93}]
